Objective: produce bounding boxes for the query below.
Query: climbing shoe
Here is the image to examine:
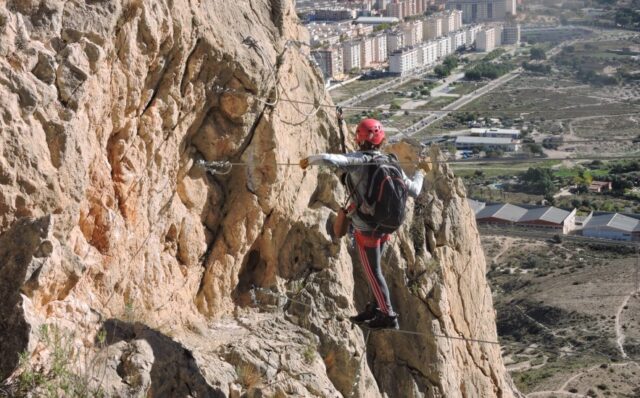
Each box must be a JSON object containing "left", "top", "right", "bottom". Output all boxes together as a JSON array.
[
  {"left": 349, "top": 302, "right": 378, "bottom": 324},
  {"left": 367, "top": 311, "right": 399, "bottom": 330}
]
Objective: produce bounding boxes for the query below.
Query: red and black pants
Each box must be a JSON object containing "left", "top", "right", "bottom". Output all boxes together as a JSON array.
[{"left": 354, "top": 230, "right": 395, "bottom": 316}]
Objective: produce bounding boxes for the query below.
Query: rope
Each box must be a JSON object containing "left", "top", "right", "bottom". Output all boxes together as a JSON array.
[
  {"left": 250, "top": 286, "right": 502, "bottom": 346},
  {"left": 195, "top": 154, "right": 640, "bottom": 175}
]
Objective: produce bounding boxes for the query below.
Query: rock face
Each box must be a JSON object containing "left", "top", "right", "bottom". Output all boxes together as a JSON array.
[{"left": 0, "top": 0, "right": 520, "bottom": 396}]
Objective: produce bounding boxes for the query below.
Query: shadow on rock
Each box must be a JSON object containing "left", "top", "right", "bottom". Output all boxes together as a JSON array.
[{"left": 99, "top": 319, "right": 224, "bottom": 398}]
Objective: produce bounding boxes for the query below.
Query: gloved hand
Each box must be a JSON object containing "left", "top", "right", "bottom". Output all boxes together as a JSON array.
[{"left": 299, "top": 157, "right": 310, "bottom": 170}]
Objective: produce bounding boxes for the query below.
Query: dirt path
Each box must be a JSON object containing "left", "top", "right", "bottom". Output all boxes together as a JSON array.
[
  {"left": 492, "top": 237, "right": 515, "bottom": 263},
  {"left": 615, "top": 290, "right": 637, "bottom": 359}
]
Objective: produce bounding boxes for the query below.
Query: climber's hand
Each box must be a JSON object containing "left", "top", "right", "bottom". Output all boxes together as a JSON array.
[
  {"left": 418, "top": 157, "right": 432, "bottom": 172},
  {"left": 299, "top": 158, "right": 310, "bottom": 170}
]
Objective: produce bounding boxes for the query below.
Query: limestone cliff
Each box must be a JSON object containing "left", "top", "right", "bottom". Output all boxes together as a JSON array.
[{"left": 0, "top": 0, "right": 520, "bottom": 396}]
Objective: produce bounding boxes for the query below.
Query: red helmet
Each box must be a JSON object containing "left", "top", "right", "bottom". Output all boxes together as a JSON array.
[{"left": 356, "top": 118, "right": 385, "bottom": 146}]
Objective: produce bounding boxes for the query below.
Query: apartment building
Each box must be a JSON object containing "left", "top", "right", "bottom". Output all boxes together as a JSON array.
[
  {"left": 465, "top": 24, "right": 482, "bottom": 45},
  {"left": 448, "top": 30, "right": 466, "bottom": 50},
  {"left": 423, "top": 17, "right": 443, "bottom": 40},
  {"left": 401, "top": 20, "right": 423, "bottom": 46},
  {"left": 418, "top": 41, "right": 439, "bottom": 65},
  {"left": 311, "top": 47, "right": 344, "bottom": 79},
  {"left": 441, "top": 12, "right": 456, "bottom": 34},
  {"left": 342, "top": 41, "right": 362, "bottom": 71},
  {"left": 387, "top": 2, "right": 404, "bottom": 19},
  {"left": 494, "top": 24, "right": 503, "bottom": 46},
  {"left": 387, "top": 31, "right": 405, "bottom": 54},
  {"left": 372, "top": 33, "right": 388, "bottom": 63},
  {"left": 502, "top": 24, "right": 520, "bottom": 45},
  {"left": 360, "top": 37, "right": 374, "bottom": 68},
  {"left": 452, "top": 10, "right": 463, "bottom": 30},
  {"left": 476, "top": 27, "right": 495, "bottom": 52},
  {"left": 389, "top": 47, "right": 419, "bottom": 75},
  {"left": 435, "top": 36, "right": 451, "bottom": 58}
]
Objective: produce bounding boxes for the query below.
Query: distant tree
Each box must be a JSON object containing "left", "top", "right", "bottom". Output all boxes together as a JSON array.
[
  {"left": 530, "top": 47, "right": 547, "bottom": 60},
  {"left": 527, "top": 143, "right": 544, "bottom": 155},
  {"left": 434, "top": 65, "right": 451, "bottom": 78},
  {"left": 521, "top": 167, "right": 557, "bottom": 196},
  {"left": 544, "top": 193, "right": 556, "bottom": 205},
  {"left": 443, "top": 55, "right": 459, "bottom": 69}
]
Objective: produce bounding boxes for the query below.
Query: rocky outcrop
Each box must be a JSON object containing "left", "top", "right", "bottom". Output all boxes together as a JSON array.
[{"left": 0, "top": 0, "right": 520, "bottom": 396}]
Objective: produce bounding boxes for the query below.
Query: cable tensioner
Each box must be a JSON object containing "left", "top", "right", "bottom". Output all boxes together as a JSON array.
[{"left": 197, "top": 159, "right": 233, "bottom": 175}]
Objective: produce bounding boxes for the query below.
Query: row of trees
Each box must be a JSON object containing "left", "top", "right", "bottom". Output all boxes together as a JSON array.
[
  {"left": 522, "top": 62, "right": 552, "bottom": 74},
  {"left": 465, "top": 62, "right": 513, "bottom": 80}
]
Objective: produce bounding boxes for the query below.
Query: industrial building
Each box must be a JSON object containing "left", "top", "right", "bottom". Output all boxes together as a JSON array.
[
  {"left": 474, "top": 202, "right": 577, "bottom": 233},
  {"left": 454, "top": 136, "right": 520, "bottom": 151},
  {"left": 470, "top": 128, "right": 521, "bottom": 139},
  {"left": 582, "top": 213, "right": 640, "bottom": 241}
]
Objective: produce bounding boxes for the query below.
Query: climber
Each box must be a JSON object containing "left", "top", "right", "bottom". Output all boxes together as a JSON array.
[{"left": 299, "top": 118, "right": 428, "bottom": 330}]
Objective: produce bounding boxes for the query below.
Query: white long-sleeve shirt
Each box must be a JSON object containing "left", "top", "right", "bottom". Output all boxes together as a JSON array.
[{"left": 308, "top": 151, "right": 424, "bottom": 232}]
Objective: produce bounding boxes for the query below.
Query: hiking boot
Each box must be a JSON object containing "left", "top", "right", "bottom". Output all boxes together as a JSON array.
[
  {"left": 349, "top": 302, "right": 378, "bottom": 324},
  {"left": 367, "top": 311, "right": 399, "bottom": 330}
]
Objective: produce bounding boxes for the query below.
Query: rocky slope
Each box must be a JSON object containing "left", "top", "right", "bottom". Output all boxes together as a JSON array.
[{"left": 0, "top": 0, "right": 520, "bottom": 396}]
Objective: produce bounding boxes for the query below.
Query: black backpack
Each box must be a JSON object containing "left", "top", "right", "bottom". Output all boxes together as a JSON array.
[{"left": 350, "top": 153, "right": 408, "bottom": 234}]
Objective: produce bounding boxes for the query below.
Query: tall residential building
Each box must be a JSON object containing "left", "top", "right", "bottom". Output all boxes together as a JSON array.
[
  {"left": 417, "top": 41, "right": 439, "bottom": 65},
  {"left": 387, "top": 31, "right": 405, "bottom": 54},
  {"left": 405, "top": 0, "right": 416, "bottom": 16},
  {"left": 423, "top": 17, "right": 443, "bottom": 40},
  {"left": 502, "top": 24, "right": 520, "bottom": 45},
  {"left": 476, "top": 27, "right": 495, "bottom": 52},
  {"left": 441, "top": 12, "right": 456, "bottom": 34},
  {"left": 416, "top": 0, "right": 429, "bottom": 15},
  {"left": 387, "top": 2, "right": 404, "bottom": 19},
  {"left": 311, "top": 47, "right": 344, "bottom": 79},
  {"left": 446, "top": 0, "right": 507, "bottom": 23},
  {"left": 401, "top": 20, "right": 423, "bottom": 46},
  {"left": 449, "top": 30, "right": 466, "bottom": 49},
  {"left": 372, "top": 33, "right": 388, "bottom": 63},
  {"left": 435, "top": 36, "right": 450, "bottom": 58},
  {"left": 494, "top": 24, "right": 503, "bottom": 46},
  {"left": 375, "top": 0, "right": 389, "bottom": 10},
  {"left": 342, "top": 41, "right": 362, "bottom": 72},
  {"left": 360, "top": 37, "right": 374, "bottom": 68},
  {"left": 505, "top": 0, "right": 516, "bottom": 15},
  {"left": 465, "top": 24, "right": 482, "bottom": 45},
  {"left": 389, "top": 47, "right": 419, "bottom": 75},
  {"left": 452, "top": 9, "right": 463, "bottom": 30}
]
